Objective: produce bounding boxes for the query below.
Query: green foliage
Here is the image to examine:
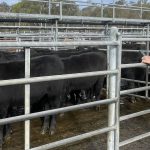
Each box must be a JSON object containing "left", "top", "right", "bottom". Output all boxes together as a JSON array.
[
  {"left": 82, "top": 6, "right": 102, "bottom": 17},
  {"left": 11, "top": 0, "right": 80, "bottom": 16},
  {"left": 12, "top": 0, "right": 42, "bottom": 14},
  {"left": 2, "top": 0, "right": 150, "bottom": 20}
]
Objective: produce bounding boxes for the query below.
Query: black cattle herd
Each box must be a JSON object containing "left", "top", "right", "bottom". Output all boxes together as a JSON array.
[{"left": 0, "top": 46, "right": 145, "bottom": 149}]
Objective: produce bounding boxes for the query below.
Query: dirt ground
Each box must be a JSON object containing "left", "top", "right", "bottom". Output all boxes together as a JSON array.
[{"left": 3, "top": 98, "right": 150, "bottom": 150}]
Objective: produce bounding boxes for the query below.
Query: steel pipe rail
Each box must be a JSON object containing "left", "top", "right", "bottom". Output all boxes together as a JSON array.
[
  {"left": 0, "top": 26, "right": 147, "bottom": 34},
  {"left": 0, "top": 35, "right": 106, "bottom": 39},
  {"left": 0, "top": 70, "right": 118, "bottom": 87},
  {"left": 0, "top": 41, "right": 119, "bottom": 47},
  {"left": 122, "top": 38, "right": 150, "bottom": 42},
  {"left": 0, "top": 26, "right": 146, "bottom": 30},
  {"left": 25, "top": 48, "right": 31, "bottom": 149},
  {"left": 122, "top": 50, "right": 147, "bottom": 53},
  {"left": 107, "top": 27, "right": 120, "bottom": 150},
  {"left": 121, "top": 78, "right": 147, "bottom": 84},
  {"left": 121, "top": 63, "right": 146, "bottom": 69},
  {"left": 119, "top": 132, "right": 150, "bottom": 147},
  {"left": 126, "top": 93, "right": 148, "bottom": 100},
  {"left": 2, "top": 33, "right": 150, "bottom": 43},
  {"left": 120, "top": 86, "right": 150, "bottom": 95},
  {"left": 0, "top": 32, "right": 104, "bottom": 37},
  {"left": 29, "top": 126, "right": 116, "bottom": 150},
  {"left": 122, "top": 35, "right": 149, "bottom": 38},
  {"left": 0, "top": 98, "right": 117, "bottom": 125},
  {"left": 1, "top": 33, "right": 150, "bottom": 38},
  {"left": 0, "top": 27, "right": 121, "bottom": 150},
  {"left": 120, "top": 109, "right": 150, "bottom": 121},
  {"left": 1, "top": 12, "right": 150, "bottom": 25},
  {"left": 0, "top": 26, "right": 105, "bottom": 30}
]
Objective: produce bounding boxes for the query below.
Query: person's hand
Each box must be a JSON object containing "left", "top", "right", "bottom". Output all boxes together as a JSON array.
[{"left": 141, "top": 56, "right": 150, "bottom": 64}]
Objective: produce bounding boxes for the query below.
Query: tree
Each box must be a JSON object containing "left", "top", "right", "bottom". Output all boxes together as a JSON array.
[
  {"left": 11, "top": 0, "right": 80, "bottom": 16},
  {"left": 115, "top": 0, "right": 126, "bottom": 5},
  {"left": 82, "top": 6, "right": 102, "bottom": 17},
  {"left": 49, "top": 0, "right": 80, "bottom": 16},
  {"left": 11, "top": 0, "right": 41, "bottom": 14},
  {"left": 0, "top": 2, "right": 10, "bottom": 12}
]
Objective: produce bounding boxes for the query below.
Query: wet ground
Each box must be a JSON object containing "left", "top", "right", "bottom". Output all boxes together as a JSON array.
[{"left": 3, "top": 98, "right": 150, "bottom": 150}]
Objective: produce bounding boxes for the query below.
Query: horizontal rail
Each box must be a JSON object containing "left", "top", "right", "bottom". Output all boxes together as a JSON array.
[
  {"left": 121, "top": 78, "right": 146, "bottom": 84},
  {"left": 0, "top": 70, "right": 118, "bottom": 87},
  {"left": 1, "top": 33, "right": 150, "bottom": 38},
  {"left": 122, "top": 35, "right": 146, "bottom": 37},
  {"left": 122, "top": 38, "right": 150, "bottom": 42},
  {"left": 120, "top": 109, "right": 150, "bottom": 121},
  {"left": 120, "top": 86, "right": 150, "bottom": 95},
  {"left": 0, "top": 41, "right": 119, "bottom": 47},
  {"left": 119, "top": 132, "right": 150, "bottom": 147},
  {"left": 1, "top": 12, "right": 150, "bottom": 25},
  {"left": 0, "top": 25, "right": 105, "bottom": 30},
  {"left": 126, "top": 94, "right": 148, "bottom": 100},
  {"left": 0, "top": 98, "right": 117, "bottom": 125},
  {"left": 0, "top": 26, "right": 147, "bottom": 31},
  {"left": 29, "top": 126, "right": 116, "bottom": 150},
  {"left": 121, "top": 63, "right": 146, "bottom": 69},
  {"left": 0, "top": 33, "right": 104, "bottom": 37}
]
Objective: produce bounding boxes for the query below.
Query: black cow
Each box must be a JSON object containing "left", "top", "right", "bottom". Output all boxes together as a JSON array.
[
  {"left": 61, "top": 52, "right": 107, "bottom": 107},
  {"left": 0, "top": 55, "right": 64, "bottom": 149},
  {"left": 0, "top": 49, "right": 106, "bottom": 135},
  {"left": 31, "top": 48, "right": 104, "bottom": 106},
  {"left": 0, "top": 51, "right": 24, "bottom": 62},
  {"left": 121, "top": 51, "right": 145, "bottom": 102}
]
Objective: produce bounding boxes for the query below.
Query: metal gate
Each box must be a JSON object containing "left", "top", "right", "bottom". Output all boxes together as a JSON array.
[{"left": 0, "top": 27, "right": 149, "bottom": 150}]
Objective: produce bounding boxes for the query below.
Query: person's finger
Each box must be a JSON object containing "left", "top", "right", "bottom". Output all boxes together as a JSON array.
[{"left": 142, "top": 60, "right": 149, "bottom": 64}]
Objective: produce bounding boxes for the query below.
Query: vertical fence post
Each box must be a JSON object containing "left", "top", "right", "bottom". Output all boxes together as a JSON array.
[
  {"left": 115, "top": 32, "right": 122, "bottom": 150},
  {"left": 60, "top": 1, "right": 62, "bottom": 20},
  {"left": 113, "top": 0, "right": 116, "bottom": 20},
  {"left": 16, "top": 28, "right": 20, "bottom": 52},
  {"left": 55, "top": 20, "right": 58, "bottom": 51},
  {"left": 101, "top": 0, "right": 103, "bottom": 17},
  {"left": 146, "top": 24, "right": 149, "bottom": 99},
  {"left": 51, "top": 25, "right": 55, "bottom": 50},
  {"left": 48, "top": 0, "right": 51, "bottom": 15},
  {"left": 107, "top": 27, "right": 118, "bottom": 150},
  {"left": 39, "top": 30, "right": 42, "bottom": 42},
  {"left": 25, "top": 47, "right": 30, "bottom": 150},
  {"left": 106, "top": 25, "right": 110, "bottom": 98},
  {"left": 140, "top": 0, "right": 143, "bottom": 19}
]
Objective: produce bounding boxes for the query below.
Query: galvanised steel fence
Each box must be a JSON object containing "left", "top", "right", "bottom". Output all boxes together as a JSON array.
[
  {"left": 0, "top": 27, "right": 150, "bottom": 150},
  {"left": 0, "top": 27, "right": 121, "bottom": 150},
  {"left": 2, "top": 0, "right": 150, "bottom": 25},
  {"left": 4, "top": 0, "right": 150, "bottom": 19}
]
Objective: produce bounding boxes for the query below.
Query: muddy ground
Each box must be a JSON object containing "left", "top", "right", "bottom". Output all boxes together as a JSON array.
[{"left": 3, "top": 98, "right": 150, "bottom": 150}]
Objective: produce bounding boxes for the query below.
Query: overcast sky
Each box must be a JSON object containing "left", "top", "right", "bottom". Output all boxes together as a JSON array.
[{"left": 0, "top": 0, "right": 147, "bottom": 5}]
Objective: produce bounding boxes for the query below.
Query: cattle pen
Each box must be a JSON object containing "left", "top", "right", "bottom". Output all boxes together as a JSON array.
[{"left": 0, "top": 0, "right": 150, "bottom": 150}]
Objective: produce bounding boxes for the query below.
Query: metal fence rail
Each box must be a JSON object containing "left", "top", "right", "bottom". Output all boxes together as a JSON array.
[
  {"left": 119, "top": 132, "right": 150, "bottom": 147},
  {"left": 0, "top": 27, "right": 121, "bottom": 150},
  {"left": 0, "top": 25, "right": 150, "bottom": 45},
  {"left": 120, "top": 109, "right": 150, "bottom": 121},
  {"left": 0, "top": 41, "right": 119, "bottom": 47},
  {"left": 0, "top": 98, "right": 117, "bottom": 125},
  {"left": 0, "top": 27, "right": 150, "bottom": 150},
  {"left": 29, "top": 126, "right": 116, "bottom": 150},
  {"left": 1, "top": 0, "right": 150, "bottom": 25},
  {"left": 120, "top": 35, "right": 150, "bottom": 147}
]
